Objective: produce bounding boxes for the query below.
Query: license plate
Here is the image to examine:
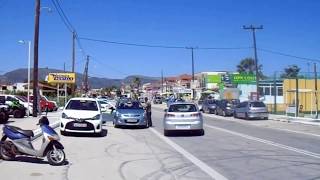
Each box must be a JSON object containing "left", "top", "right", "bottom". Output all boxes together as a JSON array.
[
  {"left": 73, "top": 123, "right": 87, "bottom": 127},
  {"left": 126, "top": 119, "right": 138, "bottom": 123},
  {"left": 176, "top": 125, "right": 191, "bottom": 129}
]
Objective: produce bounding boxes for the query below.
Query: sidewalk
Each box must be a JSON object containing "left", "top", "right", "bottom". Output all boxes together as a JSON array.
[{"left": 269, "top": 114, "right": 320, "bottom": 126}]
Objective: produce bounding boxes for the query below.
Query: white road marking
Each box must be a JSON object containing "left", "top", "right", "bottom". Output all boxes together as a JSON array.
[
  {"left": 202, "top": 113, "right": 320, "bottom": 138},
  {"left": 149, "top": 128, "right": 228, "bottom": 180},
  {"left": 205, "top": 124, "right": 320, "bottom": 159}
]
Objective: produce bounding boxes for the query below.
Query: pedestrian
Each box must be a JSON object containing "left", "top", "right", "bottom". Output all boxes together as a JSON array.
[{"left": 144, "top": 97, "right": 152, "bottom": 127}]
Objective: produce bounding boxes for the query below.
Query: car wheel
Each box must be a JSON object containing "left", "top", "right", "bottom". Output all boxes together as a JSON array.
[
  {"left": 245, "top": 113, "right": 250, "bottom": 120},
  {"left": 197, "top": 129, "right": 205, "bottom": 136},
  {"left": 164, "top": 130, "right": 170, "bottom": 136},
  {"left": 264, "top": 117, "right": 269, "bottom": 120},
  {"left": 13, "top": 110, "right": 23, "bottom": 118}
]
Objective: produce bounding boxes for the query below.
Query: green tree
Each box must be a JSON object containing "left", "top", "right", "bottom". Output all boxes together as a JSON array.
[
  {"left": 281, "top": 65, "right": 301, "bottom": 78},
  {"left": 237, "top": 58, "right": 265, "bottom": 79}
]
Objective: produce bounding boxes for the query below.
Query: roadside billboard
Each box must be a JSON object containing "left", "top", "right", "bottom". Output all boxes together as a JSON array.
[
  {"left": 231, "top": 74, "right": 256, "bottom": 84},
  {"left": 206, "top": 75, "right": 221, "bottom": 83},
  {"left": 47, "top": 73, "right": 76, "bottom": 84}
]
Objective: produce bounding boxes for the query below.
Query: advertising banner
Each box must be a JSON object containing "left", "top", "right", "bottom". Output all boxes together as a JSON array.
[
  {"left": 206, "top": 75, "right": 221, "bottom": 83},
  {"left": 231, "top": 74, "right": 256, "bottom": 84},
  {"left": 47, "top": 73, "right": 76, "bottom": 84}
]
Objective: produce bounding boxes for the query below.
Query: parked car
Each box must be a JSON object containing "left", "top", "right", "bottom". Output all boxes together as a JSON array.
[
  {"left": 42, "top": 96, "right": 58, "bottom": 111},
  {"left": 0, "top": 96, "right": 9, "bottom": 123},
  {"left": 60, "top": 98, "right": 104, "bottom": 136},
  {"left": 233, "top": 101, "right": 269, "bottom": 120},
  {"left": 201, "top": 99, "right": 218, "bottom": 114},
  {"left": 163, "top": 102, "right": 204, "bottom": 136},
  {"left": 1, "top": 94, "right": 33, "bottom": 116},
  {"left": 216, "top": 99, "right": 240, "bottom": 116},
  {"left": 29, "top": 95, "right": 55, "bottom": 112},
  {"left": 153, "top": 96, "right": 162, "bottom": 104},
  {"left": 98, "top": 99, "right": 115, "bottom": 114},
  {"left": 113, "top": 100, "right": 148, "bottom": 128}
]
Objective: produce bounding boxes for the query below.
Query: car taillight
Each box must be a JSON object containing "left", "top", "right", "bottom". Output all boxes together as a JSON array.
[
  {"left": 191, "top": 113, "right": 200, "bottom": 117},
  {"left": 165, "top": 113, "right": 175, "bottom": 117}
]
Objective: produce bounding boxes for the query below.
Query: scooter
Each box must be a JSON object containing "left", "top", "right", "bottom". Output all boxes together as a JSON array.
[{"left": 0, "top": 116, "right": 66, "bottom": 166}]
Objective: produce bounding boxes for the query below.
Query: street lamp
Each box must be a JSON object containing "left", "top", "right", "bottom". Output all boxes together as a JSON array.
[{"left": 18, "top": 40, "right": 31, "bottom": 117}]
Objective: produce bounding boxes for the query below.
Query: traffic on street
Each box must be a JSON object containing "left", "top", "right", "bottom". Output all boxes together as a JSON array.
[{"left": 2, "top": 1, "right": 320, "bottom": 180}]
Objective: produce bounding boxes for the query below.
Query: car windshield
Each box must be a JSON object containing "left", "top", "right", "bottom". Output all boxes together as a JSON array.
[
  {"left": 207, "top": 100, "right": 216, "bottom": 104},
  {"left": 169, "top": 104, "right": 197, "bottom": 112},
  {"left": 16, "top": 96, "right": 27, "bottom": 102},
  {"left": 250, "top": 102, "right": 266, "bottom": 107},
  {"left": 117, "top": 101, "right": 143, "bottom": 109},
  {"left": 99, "top": 101, "right": 107, "bottom": 105},
  {"left": 66, "top": 100, "right": 99, "bottom": 111}
]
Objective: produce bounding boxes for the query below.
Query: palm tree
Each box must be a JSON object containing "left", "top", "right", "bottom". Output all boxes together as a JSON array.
[
  {"left": 237, "top": 58, "right": 265, "bottom": 79},
  {"left": 281, "top": 65, "right": 301, "bottom": 78}
]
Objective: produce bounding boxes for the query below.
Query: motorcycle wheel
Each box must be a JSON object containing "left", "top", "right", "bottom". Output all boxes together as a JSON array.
[
  {"left": 0, "top": 112, "right": 8, "bottom": 124},
  {"left": 46, "top": 148, "right": 66, "bottom": 166},
  {"left": 0, "top": 141, "right": 16, "bottom": 160},
  {"left": 13, "top": 110, "right": 23, "bottom": 118}
]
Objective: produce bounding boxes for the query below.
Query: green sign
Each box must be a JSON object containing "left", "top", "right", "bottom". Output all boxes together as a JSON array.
[
  {"left": 231, "top": 74, "right": 256, "bottom": 84},
  {"left": 206, "top": 75, "right": 221, "bottom": 83}
]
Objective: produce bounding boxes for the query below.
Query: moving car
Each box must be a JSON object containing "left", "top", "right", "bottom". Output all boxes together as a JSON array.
[
  {"left": 233, "top": 100, "right": 269, "bottom": 120},
  {"left": 215, "top": 99, "right": 240, "bottom": 116},
  {"left": 201, "top": 99, "right": 218, "bottom": 114},
  {"left": 163, "top": 103, "right": 204, "bottom": 136},
  {"left": 60, "top": 98, "right": 104, "bottom": 136},
  {"left": 113, "top": 100, "right": 148, "bottom": 128}
]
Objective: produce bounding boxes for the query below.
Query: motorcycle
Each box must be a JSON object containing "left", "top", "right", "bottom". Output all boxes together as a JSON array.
[{"left": 0, "top": 116, "right": 66, "bottom": 166}]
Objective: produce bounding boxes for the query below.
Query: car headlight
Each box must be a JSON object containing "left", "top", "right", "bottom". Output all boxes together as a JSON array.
[
  {"left": 62, "top": 112, "right": 69, "bottom": 119},
  {"left": 92, "top": 114, "right": 101, "bottom": 120}
]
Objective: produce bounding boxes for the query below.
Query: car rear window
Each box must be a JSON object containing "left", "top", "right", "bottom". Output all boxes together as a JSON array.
[
  {"left": 66, "top": 100, "right": 98, "bottom": 111},
  {"left": 168, "top": 104, "right": 197, "bottom": 112},
  {"left": 117, "top": 101, "right": 143, "bottom": 109},
  {"left": 250, "top": 102, "right": 266, "bottom": 107}
]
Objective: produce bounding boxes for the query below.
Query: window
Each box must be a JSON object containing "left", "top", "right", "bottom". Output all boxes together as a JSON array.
[
  {"left": 66, "top": 100, "right": 99, "bottom": 111},
  {"left": 278, "top": 87, "right": 283, "bottom": 96},
  {"left": 264, "top": 87, "right": 270, "bottom": 95},
  {"left": 169, "top": 104, "right": 197, "bottom": 112},
  {"left": 117, "top": 101, "right": 143, "bottom": 109},
  {"left": 271, "top": 87, "right": 276, "bottom": 96}
]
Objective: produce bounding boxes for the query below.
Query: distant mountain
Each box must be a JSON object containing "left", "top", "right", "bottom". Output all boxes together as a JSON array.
[{"left": 0, "top": 68, "right": 159, "bottom": 88}]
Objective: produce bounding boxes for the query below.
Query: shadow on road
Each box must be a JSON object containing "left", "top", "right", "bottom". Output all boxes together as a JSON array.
[
  {"left": 13, "top": 156, "right": 69, "bottom": 166},
  {"left": 62, "top": 129, "right": 108, "bottom": 138}
]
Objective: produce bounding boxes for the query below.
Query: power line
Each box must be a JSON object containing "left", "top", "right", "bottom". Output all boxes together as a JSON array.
[
  {"left": 51, "top": 0, "right": 74, "bottom": 32},
  {"left": 258, "top": 48, "right": 320, "bottom": 63}
]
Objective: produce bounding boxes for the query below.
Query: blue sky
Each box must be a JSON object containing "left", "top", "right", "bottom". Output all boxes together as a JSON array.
[{"left": 1, "top": 0, "right": 320, "bottom": 79}]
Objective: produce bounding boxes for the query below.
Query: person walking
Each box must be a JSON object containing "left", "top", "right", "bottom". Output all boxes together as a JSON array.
[{"left": 144, "top": 97, "right": 152, "bottom": 127}]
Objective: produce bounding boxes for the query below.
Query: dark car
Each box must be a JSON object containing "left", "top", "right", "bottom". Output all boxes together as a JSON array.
[
  {"left": 201, "top": 99, "right": 218, "bottom": 114},
  {"left": 215, "top": 99, "right": 240, "bottom": 116}
]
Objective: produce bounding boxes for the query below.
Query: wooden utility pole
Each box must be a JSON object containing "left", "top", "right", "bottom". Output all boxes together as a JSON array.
[
  {"left": 243, "top": 25, "right": 263, "bottom": 100},
  {"left": 82, "top": 55, "right": 90, "bottom": 94},
  {"left": 32, "top": 0, "right": 40, "bottom": 117}
]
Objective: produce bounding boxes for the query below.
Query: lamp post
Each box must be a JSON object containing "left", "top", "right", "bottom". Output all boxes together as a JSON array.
[{"left": 18, "top": 40, "right": 31, "bottom": 117}]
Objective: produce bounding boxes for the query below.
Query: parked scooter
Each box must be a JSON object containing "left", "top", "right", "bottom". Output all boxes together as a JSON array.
[{"left": 0, "top": 116, "right": 66, "bottom": 165}]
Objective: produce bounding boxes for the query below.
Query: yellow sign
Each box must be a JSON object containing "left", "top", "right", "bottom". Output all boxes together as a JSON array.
[{"left": 47, "top": 73, "right": 76, "bottom": 84}]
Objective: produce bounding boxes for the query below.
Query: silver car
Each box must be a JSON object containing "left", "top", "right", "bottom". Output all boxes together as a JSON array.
[
  {"left": 163, "top": 103, "right": 204, "bottom": 136},
  {"left": 233, "top": 101, "right": 269, "bottom": 120},
  {"left": 113, "top": 101, "right": 148, "bottom": 128}
]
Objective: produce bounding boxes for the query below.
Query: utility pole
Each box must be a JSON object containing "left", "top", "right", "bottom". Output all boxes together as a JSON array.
[
  {"left": 161, "top": 69, "right": 164, "bottom": 93},
  {"left": 314, "top": 63, "right": 318, "bottom": 118},
  {"left": 71, "top": 31, "right": 76, "bottom": 96},
  {"left": 32, "top": 0, "right": 40, "bottom": 117},
  {"left": 186, "top": 47, "right": 196, "bottom": 100},
  {"left": 273, "top": 72, "right": 277, "bottom": 113},
  {"left": 243, "top": 25, "right": 263, "bottom": 100},
  {"left": 82, "top": 55, "right": 89, "bottom": 94}
]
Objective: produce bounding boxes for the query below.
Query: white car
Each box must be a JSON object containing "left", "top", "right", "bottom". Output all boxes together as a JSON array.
[
  {"left": 98, "top": 100, "right": 115, "bottom": 114},
  {"left": 60, "top": 98, "right": 104, "bottom": 136}
]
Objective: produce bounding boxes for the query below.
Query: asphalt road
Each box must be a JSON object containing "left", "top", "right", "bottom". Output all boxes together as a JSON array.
[{"left": 1, "top": 107, "right": 320, "bottom": 180}]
